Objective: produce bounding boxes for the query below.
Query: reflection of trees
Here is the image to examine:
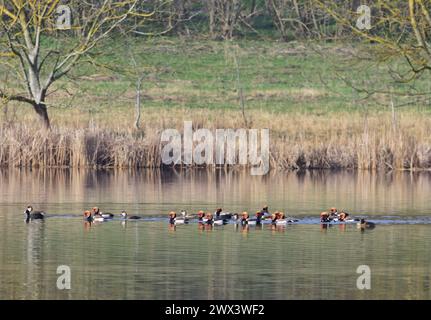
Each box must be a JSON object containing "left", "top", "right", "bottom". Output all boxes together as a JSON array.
[{"left": 3, "top": 168, "right": 431, "bottom": 218}]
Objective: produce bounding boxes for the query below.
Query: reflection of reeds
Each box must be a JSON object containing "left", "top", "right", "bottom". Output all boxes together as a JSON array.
[{"left": 1, "top": 109, "right": 431, "bottom": 170}]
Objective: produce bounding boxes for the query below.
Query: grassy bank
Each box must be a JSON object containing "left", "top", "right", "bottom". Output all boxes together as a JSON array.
[{"left": 1, "top": 38, "right": 431, "bottom": 170}]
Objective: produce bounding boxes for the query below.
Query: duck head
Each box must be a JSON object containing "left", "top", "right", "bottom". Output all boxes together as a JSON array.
[
  {"left": 121, "top": 210, "right": 127, "bottom": 218},
  {"left": 180, "top": 210, "right": 187, "bottom": 217},
  {"left": 330, "top": 207, "right": 338, "bottom": 216},
  {"left": 24, "top": 206, "right": 32, "bottom": 221},
  {"left": 255, "top": 211, "right": 262, "bottom": 222},
  {"left": 241, "top": 211, "right": 249, "bottom": 223},
  {"left": 92, "top": 207, "right": 100, "bottom": 215},
  {"left": 205, "top": 213, "right": 213, "bottom": 223},
  {"left": 83, "top": 210, "right": 92, "bottom": 221},
  {"left": 169, "top": 211, "right": 176, "bottom": 224},
  {"left": 215, "top": 208, "right": 222, "bottom": 217},
  {"left": 197, "top": 210, "right": 205, "bottom": 220},
  {"left": 320, "top": 211, "right": 329, "bottom": 221}
]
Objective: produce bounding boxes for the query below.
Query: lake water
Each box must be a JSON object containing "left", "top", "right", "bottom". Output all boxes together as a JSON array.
[{"left": 1, "top": 169, "right": 431, "bottom": 300}]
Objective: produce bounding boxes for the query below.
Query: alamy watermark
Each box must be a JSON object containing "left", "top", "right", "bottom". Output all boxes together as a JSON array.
[
  {"left": 56, "top": 265, "right": 71, "bottom": 290},
  {"left": 160, "top": 121, "right": 270, "bottom": 176},
  {"left": 56, "top": 4, "right": 72, "bottom": 30},
  {"left": 356, "top": 5, "right": 371, "bottom": 30},
  {"left": 356, "top": 265, "right": 371, "bottom": 290}
]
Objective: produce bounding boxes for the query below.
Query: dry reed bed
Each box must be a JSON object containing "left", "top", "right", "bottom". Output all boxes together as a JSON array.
[{"left": 1, "top": 108, "right": 431, "bottom": 170}]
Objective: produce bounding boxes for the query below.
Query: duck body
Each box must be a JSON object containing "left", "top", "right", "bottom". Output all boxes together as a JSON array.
[
  {"left": 232, "top": 213, "right": 241, "bottom": 223},
  {"left": 169, "top": 211, "right": 189, "bottom": 225},
  {"left": 208, "top": 218, "right": 224, "bottom": 226},
  {"left": 260, "top": 207, "right": 271, "bottom": 220},
  {"left": 214, "top": 208, "right": 233, "bottom": 222},
  {"left": 243, "top": 218, "right": 259, "bottom": 225},
  {"left": 197, "top": 211, "right": 207, "bottom": 223},
  {"left": 93, "top": 216, "right": 105, "bottom": 222},
  {"left": 121, "top": 211, "right": 141, "bottom": 220},
  {"left": 274, "top": 219, "right": 287, "bottom": 225},
  {"left": 128, "top": 216, "right": 142, "bottom": 220},
  {"left": 240, "top": 211, "right": 264, "bottom": 225},
  {"left": 83, "top": 210, "right": 93, "bottom": 222},
  {"left": 25, "top": 206, "right": 45, "bottom": 221},
  {"left": 329, "top": 218, "right": 357, "bottom": 224},
  {"left": 271, "top": 212, "right": 297, "bottom": 225},
  {"left": 357, "top": 219, "right": 375, "bottom": 229},
  {"left": 219, "top": 213, "right": 233, "bottom": 220},
  {"left": 173, "top": 217, "right": 189, "bottom": 225},
  {"left": 199, "top": 217, "right": 209, "bottom": 223},
  {"left": 205, "top": 212, "right": 225, "bottom": 225},
  {"left": 91, "top": 207, "right": 114, "bottom": 220}
]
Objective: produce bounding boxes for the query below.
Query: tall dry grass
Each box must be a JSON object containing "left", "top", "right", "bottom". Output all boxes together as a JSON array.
[{"left": 1, "top": 108, "right": 431, "bottom": 170}]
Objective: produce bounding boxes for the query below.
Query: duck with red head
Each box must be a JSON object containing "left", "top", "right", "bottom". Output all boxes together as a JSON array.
[
  {"left": 320, "top": 211, "right": 330, "bottom": 223},
  {"left": 206, "top": 212, "right": 224, "bottom": 225},
  {"left": 197, "top": 210, "right": 206, "bottom": 222},
  {"left": 169, "top": 211, "right": 189, "bottom": 225},
  {"left": 83, "top": 210, "right": 92, "bottom": 222},
  {"left": 168, "top": 211, "right": 176, "bottom": 224},
  {"left": 240, "top": 212, "right": 249, "bottom": 225},
  {"left": 239, "top": 211, "right": 263, "bottom": 225},
  {"left": 272, "top": 211, "right": 297, "bottom": 225},
  {"left": 338, "top": 211, "right": 349, "bottom": 222},
  {"left": 271, "top": 212, "right": 286, "bottom": 225},
  {"left": 329, "top": 207, "right": 338, "bottom": 218}
]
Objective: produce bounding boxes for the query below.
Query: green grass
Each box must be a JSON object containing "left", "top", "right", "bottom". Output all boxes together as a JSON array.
[{"left": 2, "top": 36, "right": 431, "bottom": 125}]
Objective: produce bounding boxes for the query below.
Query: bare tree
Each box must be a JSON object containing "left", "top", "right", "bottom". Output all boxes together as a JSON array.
[
  {"left": 314, "top": 0, "right": 431, "bottom": 83},
  {"left": 266, "top": 0, "right": 329, "bottom": 40},
  {"left": 0, "top": 0, "right": 150, "bottom": 128},
  {"left": 207, "top": 0, "right": 243, "bottom": 40}
]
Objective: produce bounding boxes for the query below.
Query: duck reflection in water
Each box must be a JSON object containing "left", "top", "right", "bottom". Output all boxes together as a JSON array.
[
  {"left": 338, "top": 224, "right": 346, "bottom": 232},
  {"left": 270, "top": 224, "right": 286, "bottom": 233},
  {"left": 84, "top": 221, "right": 92, "bottom": 231},
  {"left": 320, "top": 223, "right": 329, "bottom": 231},
  {"left": 240, "top": 224, "right": 249, "bottom": 234},
  {"left": 198, "top": 223, "right": 214, "bottom": 232}
]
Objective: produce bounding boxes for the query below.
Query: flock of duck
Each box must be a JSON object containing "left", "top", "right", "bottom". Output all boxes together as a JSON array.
[{"left": 24, "top": 205, "right": 375, "bottom": 229}]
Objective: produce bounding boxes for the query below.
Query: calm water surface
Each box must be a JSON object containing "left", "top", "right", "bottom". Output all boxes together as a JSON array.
[{"left": 1, "top": 169, "right": 431, "bottom": 300}]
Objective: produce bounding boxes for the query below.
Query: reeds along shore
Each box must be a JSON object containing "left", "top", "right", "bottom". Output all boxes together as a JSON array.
[{"left": 1, "top": 109, "right": 431, "bottom": 171}]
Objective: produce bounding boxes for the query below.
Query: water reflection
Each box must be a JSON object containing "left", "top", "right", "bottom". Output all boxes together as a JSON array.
[
  {"left": 1, "top": 169, "right": 431, "bottom": 217},
  {"left": 1, "top": 169, "right": 431, "bottom": 300}
]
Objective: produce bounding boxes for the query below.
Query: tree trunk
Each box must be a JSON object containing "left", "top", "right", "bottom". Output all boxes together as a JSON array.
[
  {"left": 208, "top": 0, "right": 216, "bottom": 38},
  {"left": 250, "top": 0, "right": 257, "bottom": 15},
  {"left": 135, "top": 76, "right": 144, "bottom": 130},
  {"left": 33, "top": 102, "right": 50, "bottom": 129},
  {"left": 292, "top": 0, "right": 305, "bottom": 35}
]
